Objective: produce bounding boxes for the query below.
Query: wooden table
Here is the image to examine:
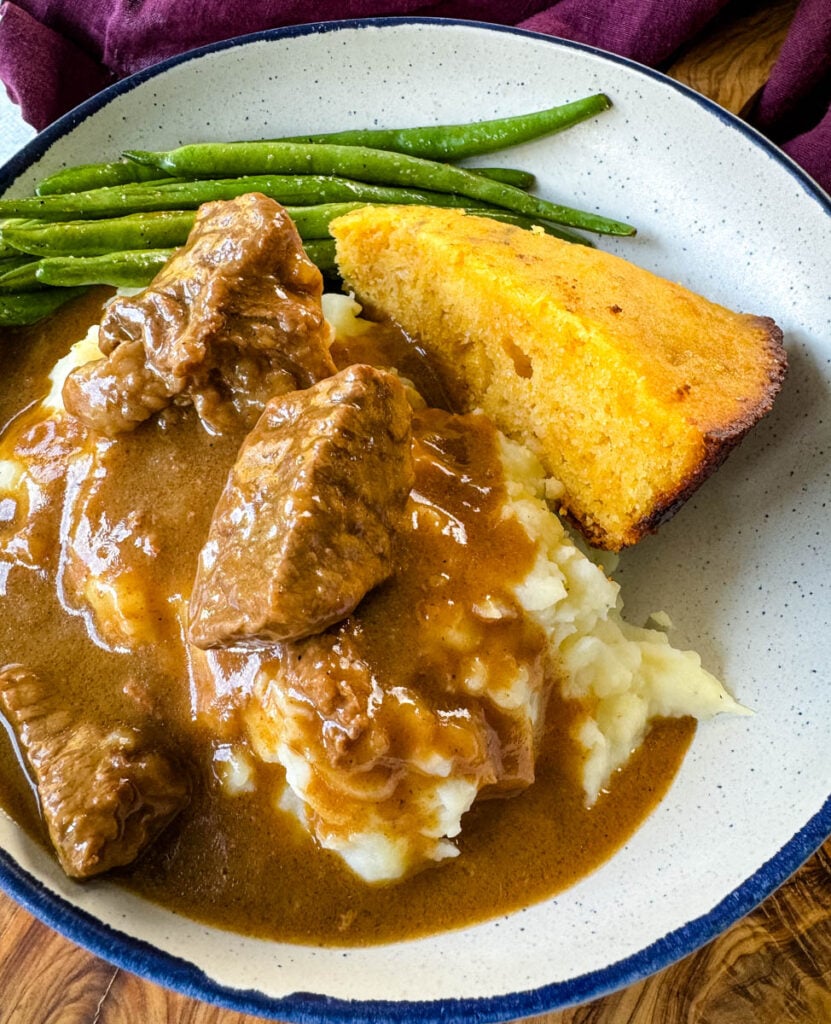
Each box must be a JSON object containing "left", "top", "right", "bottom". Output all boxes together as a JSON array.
[{"left": 2, "top": 3, "right": 829, "bottom": 1021}]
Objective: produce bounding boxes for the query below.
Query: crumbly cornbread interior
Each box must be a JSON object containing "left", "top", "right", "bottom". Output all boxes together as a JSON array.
[{"left": 331, "top": 205, "right": 786, "bottom": 549}]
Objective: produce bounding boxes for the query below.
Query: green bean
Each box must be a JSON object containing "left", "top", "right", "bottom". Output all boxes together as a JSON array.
[
  {"left": 276, "top": 95, "right": 612, "bottom": 160},
  {"left": 281, "top": 203, "right": 360, "bottom": 238},
  {"left": 5, "top": 204, "right": 364, "bottom": 257},
  {"left": 470, "top": 167, "right": 535, "bottom": 189},
  {"left": 35, "top": 250, "right": 175, "bottom": 288},
  {"left": 36, "top": 240, "right": 338, "bottom": 289},
  {"left": 4, "top": 211, "right": 198, "bottom": 257},
  {"left": 0, "top": 255, "right": 37, "bottom": 275},
  {"left": 0, "top": 288, "right": 88, "bottom": 327},
  {"left": 33, "top": 161, "right": 531, "bottom": 197},
  {"left": 302, "top": 240, "right": 337, "bottom": 277},
  {"left": 36, "top": 94, "right": 597, "bottom": 198},
  {"left": 6, "top": 206, "right": 358, "bottom": 258},
  {"left": 0, "top": 260, "right": 44, "bottom": 293},
  {"left": 0, "top": 176, "right": 496, "bottom": 221},
  {"left": 36, "top": 161, "right": 177, "bottom": 196},
  {"left": 0, "top": 238, "right": 20, "bottom": 260},
  {"left": 0, "top": 219, "right": 38, "bottom": 258},
  {"left": 125, "top": 143, "right": 634, "bottom": 236}
]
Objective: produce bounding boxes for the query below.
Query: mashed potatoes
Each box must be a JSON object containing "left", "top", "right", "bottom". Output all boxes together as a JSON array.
[{"left": 498, "top": 432, "right": 747, "bottom": 804}]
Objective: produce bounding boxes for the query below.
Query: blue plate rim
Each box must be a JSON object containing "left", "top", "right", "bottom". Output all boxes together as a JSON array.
[{"left": 1, "top": 16, "right": 829, "bottom": 1023}]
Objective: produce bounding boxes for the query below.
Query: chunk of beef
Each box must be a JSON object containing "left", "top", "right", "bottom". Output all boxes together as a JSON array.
[
  {"left": 266, "top": 630, "right": 499, "bottom": 774},
  {"left": 188, "top": 364, "right": 414, "bottom": 649},
  {"left": 62, "top": 193, "right": 336, "bottom": 436},
  {"left": 61, "top": 339, "right": 173, "bottom": 437},
  {"left": 0, "top": 665, "right": 190, "bottom": 878}
]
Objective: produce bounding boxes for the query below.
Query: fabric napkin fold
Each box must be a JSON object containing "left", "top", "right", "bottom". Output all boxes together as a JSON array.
[{"left": 0, "top": 0, "right": 828, "bottom": 194}]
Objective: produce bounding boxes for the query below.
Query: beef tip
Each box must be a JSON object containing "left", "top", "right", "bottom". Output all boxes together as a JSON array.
[
  {"left": 61, "top": 339, "right": 173, "bottom": 437},
  {"left": 188, "top": 364, "right": 414, "bottom": 649},
  {"left": 266, "top": 628, "right": 498, "bottom": 776},
  {"left": 62, "top": 193, "right": 336, "bottom": 436},
  {"left": 272, "top": 632, "right": 389, "bottom": 770},
  {"left": 0, "top": 665, "right": 190, "bottom": 879}
]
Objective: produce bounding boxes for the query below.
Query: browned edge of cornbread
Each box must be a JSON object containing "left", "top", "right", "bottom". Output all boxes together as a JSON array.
[{"left": 621, "top": 315, "right": 788, "bottom": 548}]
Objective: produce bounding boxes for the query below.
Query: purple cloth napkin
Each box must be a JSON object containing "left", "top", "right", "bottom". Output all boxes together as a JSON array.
[{"left": 0, "top": 0, "right": 828, "bottom": 194}]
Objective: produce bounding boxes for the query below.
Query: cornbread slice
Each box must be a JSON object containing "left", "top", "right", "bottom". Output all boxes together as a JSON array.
[{"left": 331, "top": 206, "right": 787, "bottom": 549}]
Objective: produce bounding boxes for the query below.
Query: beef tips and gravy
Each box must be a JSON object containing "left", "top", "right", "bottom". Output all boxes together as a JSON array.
[
  {"left": 0, "top": 664, "right": 189, "bottom": 878},
  {"left": 189, "top": 364, "right": 414, "bottom": 649},
  {"left": 0, "top": 195, "right": 743, "bottom": 942},
  {"left": 63, "top": 192, "right": 335, "bottom": 437}
]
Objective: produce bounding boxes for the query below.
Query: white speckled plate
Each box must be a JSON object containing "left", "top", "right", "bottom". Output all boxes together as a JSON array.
[{"left": 1, "top": 18, "right": 829, "bottom": 1023}]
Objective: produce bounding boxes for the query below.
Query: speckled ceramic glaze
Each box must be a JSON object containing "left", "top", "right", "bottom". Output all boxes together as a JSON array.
[{"left": 0, "top": 18, "right": 829, "bottom": 1023}]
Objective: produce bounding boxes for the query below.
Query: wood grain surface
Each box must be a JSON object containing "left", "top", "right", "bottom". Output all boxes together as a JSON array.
[
  {"left": 1, "top": 2, "right": 828, "bottom": 1022},
  {"left": 666, "top": 0, "right": 799, "bottom": 114}
]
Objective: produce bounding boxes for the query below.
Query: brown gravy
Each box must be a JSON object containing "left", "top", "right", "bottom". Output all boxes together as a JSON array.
[{"left": 0, "top": 289, "right": 693, "bottom": 946}]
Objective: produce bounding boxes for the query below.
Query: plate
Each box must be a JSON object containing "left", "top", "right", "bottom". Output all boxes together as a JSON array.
[{"left": 1, "top": 17, "right": 830, "bottom": 1023}]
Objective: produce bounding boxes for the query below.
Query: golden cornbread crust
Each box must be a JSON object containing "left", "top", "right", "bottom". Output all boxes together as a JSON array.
[
  {"left": 633, "top": 313, "right": 785, "bottom": 542},
  {"left": 331, "top": 206, "right": 788, "bottom": 550}
]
